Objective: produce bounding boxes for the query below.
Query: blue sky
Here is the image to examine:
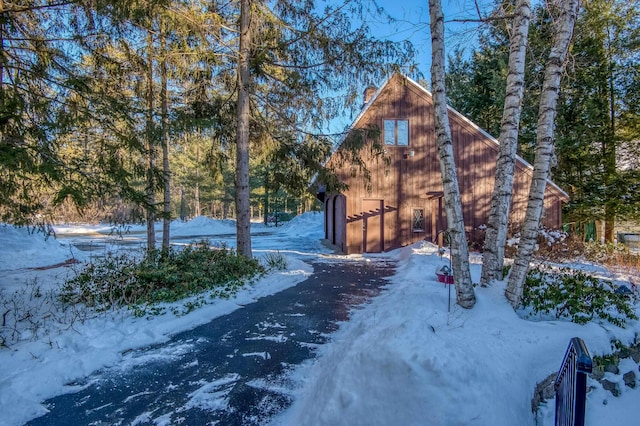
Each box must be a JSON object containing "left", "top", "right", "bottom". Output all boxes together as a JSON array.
[
  {"left": 326, "top": 0, "right": 494, "bottom": 133},
  {"left": 367, "top": 0, "right": 494, "bottom": 78}
]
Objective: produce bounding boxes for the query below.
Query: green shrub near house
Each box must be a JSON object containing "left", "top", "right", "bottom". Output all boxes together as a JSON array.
[{"left": 521, "top": 266, "right": 638, "bottom": 327}]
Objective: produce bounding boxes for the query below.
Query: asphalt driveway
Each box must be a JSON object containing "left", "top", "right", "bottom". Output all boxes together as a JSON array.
[{"left": 27, "top": 259, "right": 396, "bottom": 426}]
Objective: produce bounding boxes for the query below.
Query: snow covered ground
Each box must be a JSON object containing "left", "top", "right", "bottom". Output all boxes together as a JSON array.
[
  {"left": 275, "top": 244, "right": 640, "bottom": 426},
  {"left": 1, "top": 213, "right": 639, "bottom": 425}
]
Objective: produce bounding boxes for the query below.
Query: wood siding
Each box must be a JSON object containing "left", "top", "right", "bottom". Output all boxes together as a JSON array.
[{"left": 327, "top": 74, "right": 569, "bottom": 254}]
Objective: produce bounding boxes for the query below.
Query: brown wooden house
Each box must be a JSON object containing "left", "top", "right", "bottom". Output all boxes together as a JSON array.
[{"left": 321, "top": 73, "right": 569, "bottom": 254}]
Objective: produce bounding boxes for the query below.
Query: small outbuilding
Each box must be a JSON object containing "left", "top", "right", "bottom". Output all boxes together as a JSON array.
[{"left": 320, "top": 73, "right": 569, "bottom": 254}]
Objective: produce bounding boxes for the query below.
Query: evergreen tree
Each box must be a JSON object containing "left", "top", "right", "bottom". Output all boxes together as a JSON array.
[
  {"left": 0, "top": 1, "right": 108, "bottom": 224},
  {"left": 160, "top": 19, "right": 171, "bottom": 249},
  {"left": 1, "top": 0, "right": 415, "bottom": 251},
  {"left": 0, "top": 1, "right": 168, "bottom": 226},
  {"left": 145, "top": 28, "right": 157, "bottom": 251},
  {"left": 447, "top": 0, "right": 640, "bottom": 241},
  {"left": 554, "top": 0, "right": 640, "bottom": 238}
]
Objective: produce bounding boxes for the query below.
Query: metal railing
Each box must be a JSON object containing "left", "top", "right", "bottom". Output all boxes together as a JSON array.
[{"left": 555, "top": 337, "right": 592, "bottom": 426}]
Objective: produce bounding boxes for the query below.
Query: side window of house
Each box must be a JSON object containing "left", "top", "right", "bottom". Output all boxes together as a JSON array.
[
  {"left": 384, "top": 119, "right": 409, "bottom": 146},
  {"left": 413, "top": 208, "right": 424, "bottom": 232}
]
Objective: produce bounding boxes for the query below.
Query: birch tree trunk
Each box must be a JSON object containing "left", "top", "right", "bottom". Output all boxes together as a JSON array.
[
  {"left": 145, "top": 30, "right": 156, "bottom": 252},
  {"left": 505, "top": 0, "right": 580, "bottom": 307},
  {"left": 235, "top": 0, "right": 252, "bottom": 258},
  {"left": 428, "top": 0, "right": 475, "bottom": 309},
  {"left": 480, "top": 0, "right": 531, "bottom": 286},
  {"left": 160, "top": 23, "right": 171, "bottom": 251}
]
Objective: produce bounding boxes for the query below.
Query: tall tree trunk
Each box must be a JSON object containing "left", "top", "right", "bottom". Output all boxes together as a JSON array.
[
  {"left": 194, "top": 184, "right": 200, "bottom": 216},
  {"left": 428, "top": 0, "right": 475, "bottom": 309},
  {"left": 0, "top": 10, "right": 4, "bottom": 105},
  {"left": 505, "top": 0, "right": 580, "bottom": 308},
  {"left": 604, "top": 24, "right": 617, "bottom": 243},
  {"left": 160, "top": 22, "right": 171, "bottom": 250},
  {"left": 180, "top": 187, "right": 186, "bottom": 221},
  {"left": 194, "top": 144, "right": 201, "bottom": 216},
  {"left": 235, "top": 0, "right": 252, "bottom": 258},
  {"left": 264, "top": 171, "right": 269, "bottom": 225},
  {"left": 145, "top": 30, "right": 156, "bottom": 252},
  {"left": 480, "top": 0, "right": 532, "bottom": 286}
]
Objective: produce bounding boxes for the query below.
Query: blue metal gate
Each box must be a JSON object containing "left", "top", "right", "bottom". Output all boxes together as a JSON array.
[{"left": 555, "top": 337, "right": 592, "bottom": 426}]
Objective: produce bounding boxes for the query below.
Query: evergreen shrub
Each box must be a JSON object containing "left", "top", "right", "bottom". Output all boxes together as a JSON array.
[
  {"left": 61, "top": 241, "right": 264, "bottom": 315},
  {"left": 521, "top": 266, "right": 638, "bottom": 327}
]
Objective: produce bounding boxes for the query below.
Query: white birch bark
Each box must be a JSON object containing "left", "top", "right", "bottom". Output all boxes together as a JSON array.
[
  {"left": 235, "top": 0, "right": 253, "bottom": 258},
  {"left": 480, "top": 0, "right": 531, "bottom": 286},
  {"left": 428, "top": 0, "right": 475, "bottom": 309},
  {"left": 505, "top": 0, "right": 580, "bottom": 307}
]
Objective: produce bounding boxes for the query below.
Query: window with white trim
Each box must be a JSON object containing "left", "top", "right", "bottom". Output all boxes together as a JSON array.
[{"left": 384, "top": 119, "right": 409, "bottom": 146}]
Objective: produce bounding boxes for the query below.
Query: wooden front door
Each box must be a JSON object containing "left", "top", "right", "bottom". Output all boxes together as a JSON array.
[
  {"left": 333, "top": 194, "right": 346, "bottom": 252},
  {"left": 431, "top": 196, "right": 446, "bottom": 244},
  {"left": 362, "top": 199, "right": 384, "bottom": 253}
]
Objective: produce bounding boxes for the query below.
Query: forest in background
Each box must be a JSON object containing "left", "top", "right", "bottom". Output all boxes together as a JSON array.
[
  {"left": 446, "top": 0, "right": 640, "bottom": 242},
  {"left": 0, "top": 0, "right": 638, "bottom": 241},
  {"left": 0, "top": 0, "right": 415, "bottom": 229}
]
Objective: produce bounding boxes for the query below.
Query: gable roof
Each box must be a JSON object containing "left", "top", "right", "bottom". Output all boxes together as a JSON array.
[{"left": 347, "top": 73, "right": 569, "bottom": 200}]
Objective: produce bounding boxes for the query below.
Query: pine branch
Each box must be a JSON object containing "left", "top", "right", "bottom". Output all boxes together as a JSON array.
[{"left": 0, "top": 1, "right": 73, "bottom": 15}]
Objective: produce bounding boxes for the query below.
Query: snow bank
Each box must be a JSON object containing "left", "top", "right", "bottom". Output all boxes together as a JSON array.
[
  {"left": 276, "top": 212, "right": 324, "bottom": 239},
  {"left": 52, "top": 223, "right": 119, "bottom": 234},
  {"left": 170, "top": 213, "right": 324, "bottom": 238},
  {"left": 0, "top": 225, "right": 73, "bottom": 271},
  {"left": 171, "top": 216, "right": 236, "bottom": 237}
]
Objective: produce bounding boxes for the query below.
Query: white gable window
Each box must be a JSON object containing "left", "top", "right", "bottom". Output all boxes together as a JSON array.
[{"left": 383, "top": 119, "right": 409, "bottom": 146}]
